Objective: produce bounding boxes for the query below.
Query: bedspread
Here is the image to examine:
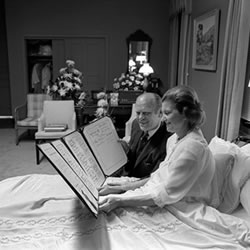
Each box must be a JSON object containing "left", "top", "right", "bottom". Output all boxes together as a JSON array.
[{"left": 0, "top": 174, "right": 250, "bottom": 250}]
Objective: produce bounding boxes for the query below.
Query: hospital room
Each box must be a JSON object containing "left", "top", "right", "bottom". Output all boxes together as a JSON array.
[{"left": 1, "top": 0, "right": 250, "bottom": 249}]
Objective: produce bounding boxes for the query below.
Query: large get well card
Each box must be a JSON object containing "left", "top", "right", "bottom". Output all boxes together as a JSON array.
[{"left": 38, "top": 116, "right": 128, "bottom": 217}]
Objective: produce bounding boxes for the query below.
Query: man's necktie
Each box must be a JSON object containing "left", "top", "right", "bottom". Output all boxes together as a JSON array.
[{"left": 136, "top": 132, "right": 149, "bottom": 155}]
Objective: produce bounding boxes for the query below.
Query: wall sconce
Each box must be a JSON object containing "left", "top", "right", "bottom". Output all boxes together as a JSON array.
[{"left": 139, "top": 63, "right": 154, "bottom": 90}]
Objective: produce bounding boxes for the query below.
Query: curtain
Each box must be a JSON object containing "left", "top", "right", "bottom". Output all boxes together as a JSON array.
[
  {"left": 215, "top": 0, "right": 250, "bottom": 141},
  {"left": 177, "top": 12, "right": 192, "bottom": 86},
  {"left": 168, "top": 0, "right": 192, "bottom": 88}
]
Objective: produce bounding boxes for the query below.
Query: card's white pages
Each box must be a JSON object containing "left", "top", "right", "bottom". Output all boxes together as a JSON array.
[
  {"left": 63, "top": 130, "right": 105, "bottom": 188},
  {"left": 51, "top": 139, "right": 98, "bottom": 199},
  {"left": 82, "top": 116, "right": 128, "bottom": 176},
  {"left": 38, "top": 143, "right": 99, "bottom": 218}
]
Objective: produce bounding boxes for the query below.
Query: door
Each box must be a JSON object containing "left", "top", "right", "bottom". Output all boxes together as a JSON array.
[{"left": 52, "top": 37, "right": 107, "bottom": 92}]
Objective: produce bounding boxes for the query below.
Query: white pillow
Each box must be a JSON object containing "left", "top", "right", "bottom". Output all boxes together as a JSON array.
[
  {"left": 241, "top": 143, "right": 250, "bottom": 156},
  {"left": 213, "top": 153, "right": 234, "bottom": 204},
  {"left": 209, "top": 136, "right": 241, "bottom": 155},
  {"left": 240, "top": 179, "right": 250, "bottom": 216},
  {"left": 209, "top": 136, "right": 250, "bottom": 213},
  {"left": 209, "top": 137, "right": 250, "bottom": 188},
  {"left": 239, "top": 143, "right": 250, "bottom": 216}
]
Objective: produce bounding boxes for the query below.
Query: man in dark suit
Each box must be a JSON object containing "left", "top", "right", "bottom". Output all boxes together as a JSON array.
[
  {"left": 124, "top": 117, "right": 170, "bottom": 177},
  {"left": 99, "top": 92, "right": 171, "bottom": 195},
  {"left": 122, "top": 92, "right": 172, "bottom": 178}
]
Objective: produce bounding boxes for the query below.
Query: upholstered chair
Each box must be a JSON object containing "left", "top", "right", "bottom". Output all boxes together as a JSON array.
[
  {"left": 35, "top": 100, "right": 77, "bottom": 164},
  {"left": 15, "top": 93, "right": 51, "bottom": 145}
]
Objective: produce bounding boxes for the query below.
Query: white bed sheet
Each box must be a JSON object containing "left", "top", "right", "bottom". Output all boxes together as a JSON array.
[
  {"left": 232, "top": 205, "right": 250, "bottom": 226},
  {"left": 0, "top": 174, "right": 250, "bottom": 250}
]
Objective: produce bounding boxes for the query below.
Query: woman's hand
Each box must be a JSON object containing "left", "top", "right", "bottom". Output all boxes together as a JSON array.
[
  {"left": 99, "top": 177, "right": 149, "bottom": 196},
  {"left": 98, "top": 183, "right": 124, "bottom": 196},
  {"left": 99, "top": 195, "right": 121, "bottom": 213}
]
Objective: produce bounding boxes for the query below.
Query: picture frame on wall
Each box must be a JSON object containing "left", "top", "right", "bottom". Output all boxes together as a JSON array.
[{"left": 192, "top": 9, "right": 220, "bottom": 71}]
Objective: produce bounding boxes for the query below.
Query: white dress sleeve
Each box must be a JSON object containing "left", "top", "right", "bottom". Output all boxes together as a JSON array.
[
  {"left": 119, "top": 132, "right": 215, "bottom": 208},
  {"left": 151, "top": 139, "right": 209, "bottom": 207}
]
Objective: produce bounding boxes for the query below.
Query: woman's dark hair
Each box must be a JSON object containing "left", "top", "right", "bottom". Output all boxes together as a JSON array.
[{"left": 162, "top": 86, "right": 206, "bottom": 129}]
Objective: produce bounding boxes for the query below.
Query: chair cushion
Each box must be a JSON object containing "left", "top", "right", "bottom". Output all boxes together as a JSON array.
[
  {"left": 27, "top": 94, "right": 51, "bottom": 118},
  {"left": 17, "top": 117, "right": 39, "bottom": 127}
]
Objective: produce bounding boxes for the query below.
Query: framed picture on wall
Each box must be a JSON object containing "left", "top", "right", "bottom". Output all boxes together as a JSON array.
[{"left": 192, "top": 9, "right": 220, "bottom": 71}]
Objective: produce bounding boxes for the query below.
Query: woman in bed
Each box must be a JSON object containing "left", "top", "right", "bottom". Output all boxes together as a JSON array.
[
  {"left": 99, "top": 85, "right": 220, "bottom": 212},
  {"left": 98, "top": 86, "right": 250, "bottom": 247}
]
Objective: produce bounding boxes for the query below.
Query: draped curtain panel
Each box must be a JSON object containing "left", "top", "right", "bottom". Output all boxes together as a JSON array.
[
  {"left": 215, "top": 0, "right": 250, "bottom": 141},
  {"left": 168, "top": 0, "right": 192, "bottom": 88},
  {"left": 177, "top": 12, "right": 191, "bottom": 86},
  {"left": 168, "top": 13, "right": 180, "bottom": 88}
]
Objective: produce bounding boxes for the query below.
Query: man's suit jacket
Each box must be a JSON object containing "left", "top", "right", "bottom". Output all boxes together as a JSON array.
[{"left": 124, "top": 119, "right": 172, "bottom": 178}]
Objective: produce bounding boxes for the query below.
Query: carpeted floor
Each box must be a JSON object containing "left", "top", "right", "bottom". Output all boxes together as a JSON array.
[{"left": 0, "top": 128, "right": 57, "bottom": 181}]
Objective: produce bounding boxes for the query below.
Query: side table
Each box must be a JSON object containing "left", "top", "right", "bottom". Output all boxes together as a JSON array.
[{"left": 75, "top": 105, "right": 132, "bottom": 137}]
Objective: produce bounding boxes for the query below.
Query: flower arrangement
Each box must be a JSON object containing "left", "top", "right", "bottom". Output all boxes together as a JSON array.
[
  {"left": 113, "top": 71, "right": 145, "bottom": 91},
  {"left": 47, "top": 60, "right": 84, "bottom": 103},
  {"left": 95, "top": 92, "right": 109, "bottom": 118},
  {"left": 77, "top": 91, "right": 88, "bottom": 107}
]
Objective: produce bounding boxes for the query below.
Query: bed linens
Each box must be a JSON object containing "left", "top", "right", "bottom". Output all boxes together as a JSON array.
[{"left": 0, "top": 174, "right": 250, "bottom": 250}]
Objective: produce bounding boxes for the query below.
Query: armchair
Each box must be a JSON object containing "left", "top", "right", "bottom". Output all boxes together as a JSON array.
[
  {"left": 35, "top": 100, "right": 77, "bottom": 164},
  {"left": 15, "top": 93, "right": 51, "bottom": 145}
]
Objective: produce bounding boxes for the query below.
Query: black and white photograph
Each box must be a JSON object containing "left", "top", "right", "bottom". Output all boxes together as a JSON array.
[{"left": 0, "top": 0, "right": 250, "bottom": 249}]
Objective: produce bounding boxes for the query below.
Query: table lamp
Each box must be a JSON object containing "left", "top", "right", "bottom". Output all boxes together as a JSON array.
[{"left": 139, "top": 63, "right": 154, "bottom": 90}]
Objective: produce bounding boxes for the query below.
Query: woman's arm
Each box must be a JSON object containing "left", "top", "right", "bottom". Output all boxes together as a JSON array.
[
  {"left": 99, "top": 189, "right": 155, "bottom": 213},
  {"left": 99, "top": 138, "right": 209, "bottom": 213},
  {"left": 99, "top": 177, "right": 149, "bottom": 196}
]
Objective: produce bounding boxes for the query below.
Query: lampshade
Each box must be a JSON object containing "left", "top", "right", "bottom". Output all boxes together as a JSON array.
[
  {"left": 135, "top": 55, "right": 146, "bottom": 65},
  {"left": 139, "top": 63, "right": 154, "bottom": 76}
]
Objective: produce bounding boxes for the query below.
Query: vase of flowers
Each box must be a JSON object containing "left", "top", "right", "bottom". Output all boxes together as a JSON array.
[
  {"left": 47, "top": 60, "right": 85, "bottom": 105},
  {"left": 95, "top": 92, "right": 109, "bottom": 118},
  {"left": 113, "top": 71, "right": 145, "bottom": 91},
  {"left": 113, "top": 71, "right": 144, "bottom": 104}
]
